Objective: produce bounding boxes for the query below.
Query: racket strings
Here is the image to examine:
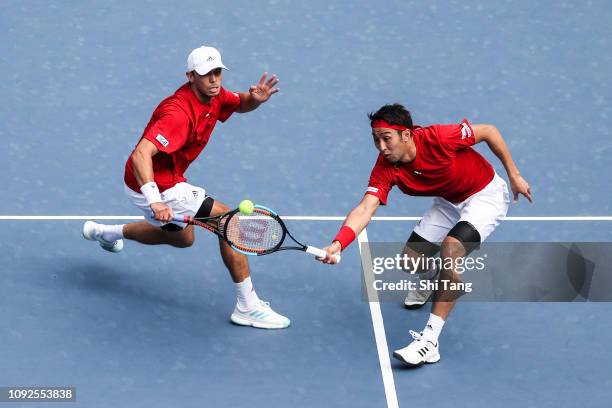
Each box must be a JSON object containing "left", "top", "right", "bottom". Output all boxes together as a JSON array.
[{"left": 224, "top": 210, "right": 283, "bottom": 253}]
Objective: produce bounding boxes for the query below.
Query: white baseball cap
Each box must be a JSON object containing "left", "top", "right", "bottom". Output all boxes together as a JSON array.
[{"left": 187, "top": 46, "right": 228, "bottom": 75}]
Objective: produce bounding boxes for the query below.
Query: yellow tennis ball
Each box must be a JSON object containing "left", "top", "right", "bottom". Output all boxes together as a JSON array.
[{"left": 239, "top": 199, "right": 254, "bottom": 215}]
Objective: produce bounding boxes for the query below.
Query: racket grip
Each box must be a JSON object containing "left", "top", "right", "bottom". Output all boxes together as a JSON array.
[
  {"left": 306, "top": 246, "right": 342, "bottom": 263},
  {"left": 147, "top": 213, "right": 191, "bottom": 223}
]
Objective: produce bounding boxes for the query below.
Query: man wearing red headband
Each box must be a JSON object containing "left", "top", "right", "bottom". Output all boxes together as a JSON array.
[{"left": 319, "top": 103, "right": 532, "bottom": 367}]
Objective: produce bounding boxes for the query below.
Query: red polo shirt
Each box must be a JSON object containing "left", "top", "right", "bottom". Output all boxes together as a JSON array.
[
  {"left": 124, "top": 83, "right": 241, "bottom": 192},
  {"left": 366, "top": 120, "right": 494, "bottom": 204}
]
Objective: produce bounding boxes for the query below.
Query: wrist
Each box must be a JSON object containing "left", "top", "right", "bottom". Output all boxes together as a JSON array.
[
  {"left": 508, "top": 172, "right": 521, "bottom": 181},
  {"left": 505, "top": 166, "right": 521, "bottom": 178},
  {"left": 330, "top": 241, "right": 343, "bottom": 251},
  {"left": 141, "top": 181, "right": 162, "bottom": 205},
  {"left": 333, "top": 226, "right": 356, "bottom": 250}
]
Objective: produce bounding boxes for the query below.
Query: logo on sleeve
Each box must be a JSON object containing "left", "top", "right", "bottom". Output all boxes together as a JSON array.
[
  {"left": 367, "top": 187, "right": 379, "bottom": 193},
  {"left": 461, "top": 123, "right": 472, "bottom": 140},
  {"left": 156, "top": 134, "right": 169, "bottom": 147}
]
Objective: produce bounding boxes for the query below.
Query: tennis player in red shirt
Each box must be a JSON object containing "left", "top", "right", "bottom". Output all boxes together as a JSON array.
[
  {"left": 83, "top": 45, "right": 289, "bottom": 329},
  {"left": 319, "top": 103, "right": 532, "bottom": 365}
]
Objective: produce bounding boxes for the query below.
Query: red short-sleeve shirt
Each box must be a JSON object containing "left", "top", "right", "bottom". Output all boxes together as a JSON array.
[
  {"left": 124, "top": 83, "right": 241, "bottom": 192},
  {"left": 366, "top": 120, "right": 494, "bottom": 204}
]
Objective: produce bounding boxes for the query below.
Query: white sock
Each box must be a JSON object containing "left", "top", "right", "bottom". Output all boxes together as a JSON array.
[
  {"left": 101, "top": 224, "right": 124, "bottom": 242},
  {"left": 422, "top": 313, "right": 445, "bottom": 343},
  {"left": 235, "top": 277, "right": 260, "bottom": 311}
]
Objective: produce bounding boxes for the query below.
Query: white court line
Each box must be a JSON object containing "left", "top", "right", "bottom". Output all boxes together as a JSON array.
[
  {"left": 283, "top": 216, "right": 612, "bottom": 221},
  {"left": 1, "top": 215, "right": 611, "bottom": 221},
  {"left": 358, "top": 229, "right": 399, "bottom": 408}
]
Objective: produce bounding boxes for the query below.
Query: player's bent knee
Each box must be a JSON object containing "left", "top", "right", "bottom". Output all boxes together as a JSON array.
[
  {"left": 180, "top": 229, "right": 196, "bottom": 248},
  {"left": 173, "top": 237, "right": 195, "bottom": 248},
  {"left": 402, "top": 232, "right": 440, "bottom": 274},
  {"left": 446, "top": 221, "right": 481, "bottom": 255},
  {"left": 405, "top": 231, "right": 440, "bottom": 258}
]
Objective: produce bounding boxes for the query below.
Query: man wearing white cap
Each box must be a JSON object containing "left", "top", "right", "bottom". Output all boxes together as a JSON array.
[{"left": 83, "top": 46, "right": 290, "bottom": 329}]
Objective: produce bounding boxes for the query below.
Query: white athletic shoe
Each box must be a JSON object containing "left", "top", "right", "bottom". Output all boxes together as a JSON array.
[
  {"left": 82, "top": 221, "right": 124, "bottom": 253},
  {"left": 393, "top": 330, "right": 440, "bottom": 367},
  {"left": 404, "top": 268, "right": 439, "bottom": 309},
  {"left": 230, "top": 300, "right": 290, "bottom": 329}
]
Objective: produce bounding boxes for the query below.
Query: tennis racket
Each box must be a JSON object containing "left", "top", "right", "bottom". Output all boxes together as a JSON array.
[{"left": 152, "top": 204, "right": 341, "bottom": 263}]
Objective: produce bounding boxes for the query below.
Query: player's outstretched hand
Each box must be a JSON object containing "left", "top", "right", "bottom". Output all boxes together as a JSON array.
[
  {"left": 249, "top": 72, "right": 279, "bottom": 103},
  {"left": 319, "top": 242, "right": 342, "bottom": 265},
  {"left": 510, "top": 174, "right": 532, "bottom": 203},
  {"left": 151, "top": 202, "right": 174, "bottom": 222}
]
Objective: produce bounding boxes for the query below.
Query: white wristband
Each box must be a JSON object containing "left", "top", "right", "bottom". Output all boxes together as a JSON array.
[{"left": 141, "top": 181, "right": 162, "bottom": 205}]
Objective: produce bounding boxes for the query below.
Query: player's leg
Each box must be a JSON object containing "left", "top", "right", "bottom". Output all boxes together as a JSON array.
[
  {"left": 208, "top": 199, "right": 250, "bottom": 284},
  {"left": 208, "top": 199, "right": 290, "bottom": 329},
  {"left": 393, "top": 198, "right": 459, "bottom": 366},
  {"left": 123, "top": 222, "right": 195, "bottom": 247},
  {"left": 402, "top": 197, "right": 456, "bottom": 309},
  {"left": 431, "top": 223, "right": 480, "bottom": 319},
  {"left": 400, "top": 221, "right": 481, "bottom": 366},
  {"left": 402, "top": 232, "right": 440, "bottom": 309},
  {"left": 84, "top": 220, "right": 195, "bottom": 249},
  {"left": 394, "top": 174, "right": 510, "bottom": 366},
  {"left": 394, "top": 223, "right": 500, "bottom": 367},
  {"left": 393, "top": 223, "right": 476, "bottom": 367}
]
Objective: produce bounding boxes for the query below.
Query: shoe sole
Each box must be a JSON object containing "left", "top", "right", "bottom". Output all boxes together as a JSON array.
[
  {"left": 403, "top": 302, "right": 426, "bottom": 310},
  {"left": 230, "top": 313, "right": 290, "bottom": 329},
  {"left": 100, "top": 240, "right": 123, "bottom": 253},
  {"left": 392, "top": 351, "right": 440, "bottom": 366}
]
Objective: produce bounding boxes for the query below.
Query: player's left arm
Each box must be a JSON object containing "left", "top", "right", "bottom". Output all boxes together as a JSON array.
[
  {"left": 473, "top": 124, "right": 533, "bottom": 203},
  {"left": 236, "top": 72, "right": 279, "bottom": 113}
]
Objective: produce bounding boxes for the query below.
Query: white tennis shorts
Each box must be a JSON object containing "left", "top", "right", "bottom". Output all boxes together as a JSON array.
[
  {"left": 413, "top": 173, "right": 510, "bottom": 243},
  {"left": 124, "top": 182, "right": 207, "bottom": 229}
]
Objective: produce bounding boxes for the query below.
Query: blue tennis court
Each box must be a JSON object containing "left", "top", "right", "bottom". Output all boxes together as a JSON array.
[{"left": 1, "top": 1, "right": 611, "bottom": 407}]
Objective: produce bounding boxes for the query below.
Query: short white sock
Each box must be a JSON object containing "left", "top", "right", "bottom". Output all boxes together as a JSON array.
[
  {"left": 422, "top": 313, "right": 445, "bottom": 343},
  {"left": 235, "top": 277, "right": 260, "bottom": 311},
  {"left": 101, "top": 224, "right": 124, "bottom": 242}
]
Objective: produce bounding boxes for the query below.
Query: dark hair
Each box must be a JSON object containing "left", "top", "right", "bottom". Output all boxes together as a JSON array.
[{"left": 368, "top": 103, "right": 413, "bottom": 129}]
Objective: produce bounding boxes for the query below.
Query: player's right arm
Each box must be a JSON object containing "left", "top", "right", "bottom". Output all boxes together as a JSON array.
[
  {"left": 320, "top": 194, "right": 380, "bottom": 264},
  {"left": 130, "top": 138, "right": 173, "bottom": 222}
]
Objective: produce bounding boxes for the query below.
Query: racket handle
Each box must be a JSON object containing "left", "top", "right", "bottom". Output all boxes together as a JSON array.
[
  {"left": 306, "top": 246, "right": 341, "bottom": 263},
  {"left": 147, "top": 213, "right": 192, "bottom": 224}
]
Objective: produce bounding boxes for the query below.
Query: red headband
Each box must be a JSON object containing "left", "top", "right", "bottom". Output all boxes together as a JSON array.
[{"left": 371, "top": 120, "right": 408, "bottom": 131}]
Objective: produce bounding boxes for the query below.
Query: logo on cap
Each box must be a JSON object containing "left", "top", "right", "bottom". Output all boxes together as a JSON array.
[{"left": 187, "top": 46, "right": 228, "bottom": 75}]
